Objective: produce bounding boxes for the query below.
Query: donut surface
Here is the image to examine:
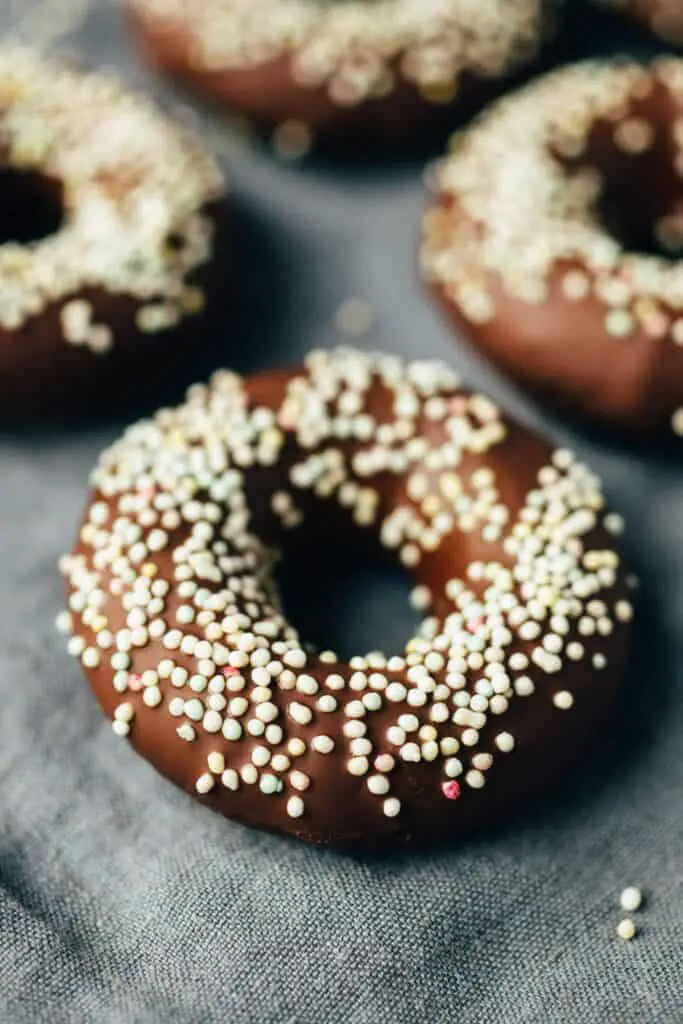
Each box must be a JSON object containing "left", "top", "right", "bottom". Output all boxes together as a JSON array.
[
  {"left": 422, "top": 58, "right": 683, "bottom": 440},
  {"left": 127, "top": 0, "right": 555, "bottom": 148},
  {"left": 0, "top": 48, "right": 227, "bottom": 421},
  {"left": 60, "top": 349, "right": 633, "bottom": 849},
  {"left": 598, "top": 0, "right": 683, "bottom": 43}
]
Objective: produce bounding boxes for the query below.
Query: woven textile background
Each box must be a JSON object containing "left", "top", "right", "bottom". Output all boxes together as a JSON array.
[{"left": 0, "top": 2, "right": 681, "bottom": 1021}]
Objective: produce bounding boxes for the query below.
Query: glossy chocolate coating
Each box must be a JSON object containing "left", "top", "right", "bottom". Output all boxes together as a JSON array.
[
  {"left": 64, "top": 354, "right": 632, "bottom": 849},
  {"left": 423, "top": 61, "right": 683, "bottom": 440},
  {"left": 0, "top": 202, "right": 229, "bottom": 424},
  {"left": 126, "top": 3, "right": 552, "bottom": 151}
]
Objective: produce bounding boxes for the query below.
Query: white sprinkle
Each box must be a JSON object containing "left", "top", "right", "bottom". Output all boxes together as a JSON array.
[
  {"left": 114, "top": 702, "right": 134, "bottom": 723},
  {"left": 195, "top": 773, "right": 215, "bottom": 795},
  {"left": 347, "top": 756, "right": 369, "bottom": 777},
  {"left": 184, "top": 698, "right": 204, "bottom": 722},
  {"left": 367, "top": 775, "right": 390, "bottom": 796},
  {"left": 362, "top": 692, "right": 382, "bottom": 712},
  {"left": 283, "top": 648, "right": 306, "bottom": 668},
  {"left": 465, "top": 769, "right": 486, "bottom": 789},
  {"left": 445, "top": 757, "right": 463, "bottom": 778},
  {"left": 617, "top": 918, "right": 637, "bottom": 941},
  {"left": 222, "top": 719, "right": 242, "bottom": 741},
  {"left": 398, "top": 713, "right": 419, "bottom": 733},
  {"left": 288, "top": 701, "right": 312, "bottom": 726},
  {"left": 553, "top": 690, "right": 574, "bottom": 710},
  {"left": 375, "top": 754, "right": 395, "bottom": 773},
  {"left": 143, "top": 687, "right": 162, "bottom": 708},
  {"left": 400, "top": 742, "right": 421, "bottom": 763},
  {"left": 252, "top": 745, "right": 270, "bottom": 767},
  {"left": 82, "top": 647, "right": 100, "bottom": 668},
  {"left": 259, "top": 774, "right": 281, "bottom": 795},
  {"left": 296, "top": 673, "right": 319, "bottom": 695},
  {"left": 514, "top": 676, "right": 535, "bottom": 697},
  {"left": 290, "top": 770, "right": 310, "bottom": 792},
  {"left": 255, "top": 701, "right": 278, "bottom": 723},
  {"left": 440, "top": 737, "right": 460, "bottom": 756},
  {"left": 287, "top": 796, "right": 305, "bottom": 819},
  {"left": 207, "top": 752, "right": 225, "bottom": 774},
  {"left": 200, "top": 710, "right": 221, "bottom": 733},
  {"left": 494, "top": 732, "right": 515, "bottom": 753},
  {"left": 383, "top": 797, "right": 401, "bottom": 818},
  {"left": 386, "top": 726, "right": 406, "bottom": 747},
  {"left": 312, "top": 735, "right": 335, "bottom": 755},
  {"left": 620, "top": 887, "right": 642, "bottom": 912},
  {"left": 221, "top": 769, "right": 239, "bottom": 791},
  {"left": 386, "top": 682, "right": 407, "bottom": 703},
  {"left": 345, "top": 700, "right": 365, "bottom": 719}
]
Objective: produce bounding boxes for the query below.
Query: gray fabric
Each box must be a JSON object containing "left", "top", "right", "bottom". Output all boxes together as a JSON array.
[{"left": 0, "top": 2, "right": 681, "bottom": 1021}]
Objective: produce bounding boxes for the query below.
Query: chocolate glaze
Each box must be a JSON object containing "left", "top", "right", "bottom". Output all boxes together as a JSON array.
[
  {"left": 0, "top": 201, "right": 230, "bottom": 424},
  {"left": 64, "top": 354, "right": 632, "bottom": 850},
  {"left": 0, "top": 50, "right": 229, "bottom": 423},
  {"left": 423, "top": 61, "right": 683, "bottom": 440},
  {"left": 126, "top": 3, "right": 553, "bottom": 151}
]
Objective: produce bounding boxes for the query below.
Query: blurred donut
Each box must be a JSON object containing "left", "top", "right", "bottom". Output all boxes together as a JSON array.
[
  {"left": 127, "top": 0, "right": 559, "bottom": 150},
  {"left": 0, "top": 47, "right": 227, "bottom": 422},
  {"left": 422, "top": 58, "right": 683, "bottom": 440}
]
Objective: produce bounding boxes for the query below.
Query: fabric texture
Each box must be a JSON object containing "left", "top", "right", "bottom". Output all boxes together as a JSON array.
[{"left": 1, "top": 2, "right": 681, "bottom": 1021}]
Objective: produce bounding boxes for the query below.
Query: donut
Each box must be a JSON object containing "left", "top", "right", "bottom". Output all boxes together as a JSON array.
[
  {"left": 0, "top": 48, "right": 227, "bottom": 422},
  {"left": 421, "top": 58, "right": 683, "bottom": 441},
  {"left": 596, "top": 0, "right": 683, "bottom": 43},
  {"left": 59, "top": 348, "right": 634, "bottom": 849},
  {"left": 126, "top": 0, "right": 557, "bottom": 150}
]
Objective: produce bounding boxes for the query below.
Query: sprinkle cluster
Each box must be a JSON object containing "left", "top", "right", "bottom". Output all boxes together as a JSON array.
[
  {"left": 0, "top": 47, "right": 224, "bottom": 349},
  {"left": 130, "top": 0, "right": 548, "bottom": 109},
  {"left": 421, "top": 59, "right": 683, "bottom": 435},
  {"left": 60, "top": 348, "right": 631, "bottom": 830}
]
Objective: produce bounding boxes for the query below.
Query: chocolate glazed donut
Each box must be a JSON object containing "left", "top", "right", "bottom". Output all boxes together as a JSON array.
[
  {"left": 126, "top": 0, "right": 558, "bottom": 150},
  {"left": 0, "top": 48, "right": 228, "bottom": 423},
  {"left": 422, "top": 58, "right": 683, "bottom": 441},
  {"left": 60, "top": 349, "right": 633, "bottom": 850}
]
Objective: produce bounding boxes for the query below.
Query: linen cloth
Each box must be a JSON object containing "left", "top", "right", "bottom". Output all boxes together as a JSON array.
[{"left": 0, "top": 2, "right": 681, "bottom": 1021}]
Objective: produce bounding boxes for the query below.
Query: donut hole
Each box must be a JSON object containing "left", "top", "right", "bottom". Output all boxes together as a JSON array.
[
  {"left": 577, "top": 103, "right": 683, "bottom": 258},
  {"left": 276, "top": 536, "right": 420, "bottom": 659},
  {"left": 0, "top": 167, "right": 65, "bottom": 245}
]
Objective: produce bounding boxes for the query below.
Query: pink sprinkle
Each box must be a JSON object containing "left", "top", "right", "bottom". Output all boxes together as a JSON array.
[
  {"left": 223, "top": 666, "right": 240, "bottom": 676},
  {"left": 128, "top": 674, "right": 144, "bottom": 692},
  {"left": 442, "top": 781, "right": 461, "bottom": 801}
]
